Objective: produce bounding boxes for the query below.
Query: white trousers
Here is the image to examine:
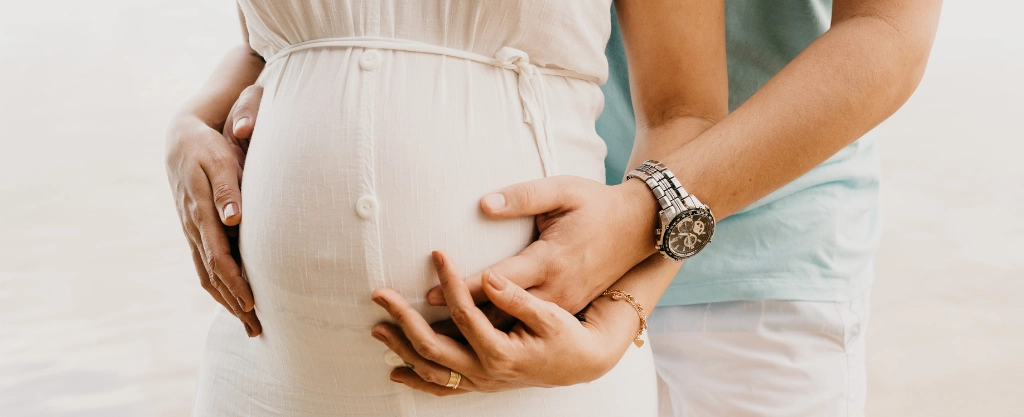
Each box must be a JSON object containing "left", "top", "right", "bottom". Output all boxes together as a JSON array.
[{"left": 649, "top": 292, "right": 870, "bottom": 417}]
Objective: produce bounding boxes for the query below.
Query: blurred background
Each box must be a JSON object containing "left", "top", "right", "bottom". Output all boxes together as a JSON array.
[{"left": 0, "top": 1, "right": 1021, "bottom": 416}]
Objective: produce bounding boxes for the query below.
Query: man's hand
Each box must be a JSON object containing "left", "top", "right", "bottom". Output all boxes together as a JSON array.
[
  {"left": 165, "top": 85, "right": 263, "bottom": 336},
  {"left": 426, "top": 175, "right": 660, "bottom": 314}
]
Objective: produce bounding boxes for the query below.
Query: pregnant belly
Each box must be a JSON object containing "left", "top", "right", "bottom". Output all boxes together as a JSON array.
[{"left": 235, "top": 53, "right": 606, "bottom": 396}]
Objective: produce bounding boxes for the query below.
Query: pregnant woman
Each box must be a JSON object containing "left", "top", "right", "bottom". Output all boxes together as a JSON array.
[{"left": 185, "top": 1, "right": 724, "bottom": 416}]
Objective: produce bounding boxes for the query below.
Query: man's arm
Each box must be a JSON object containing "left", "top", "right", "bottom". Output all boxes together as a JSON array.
[
  {"left": 436, "top": 0, "right": 941, "bottom": 322},
  {"left": 425, "top": 0, "right": 730, "bottom": 314},
  {"left": 633, "top": 0, "right": 943, "bottom": 218}
]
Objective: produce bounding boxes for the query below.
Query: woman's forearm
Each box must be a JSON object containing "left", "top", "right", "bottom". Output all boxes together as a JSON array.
[
  {"left": 648, "top": 1, "right": 941, "bottom": 219},
  {"left": 606, "top": 256, "right": 680, "bottom": 316},
  {"left": 579, "top": 255, "right": 679, "bottom": 352},
  {"left": 177, "top": 44, "right": 264, "bottom": 131}
]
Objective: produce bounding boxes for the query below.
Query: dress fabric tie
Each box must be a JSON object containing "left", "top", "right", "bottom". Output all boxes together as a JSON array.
[
  {"left": 265, "top": 37, "right": 599, "bottom": 177},
  {"left": 493, "top": 47, "right": 556, "bottom": 176}
]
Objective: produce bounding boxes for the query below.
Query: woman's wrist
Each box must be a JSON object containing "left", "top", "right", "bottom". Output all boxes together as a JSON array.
[
  {"left": 582, "top": 292, "right": 647, "bottom": 357},
  {"left": 608, "top": 256, "right": 679, "bottom": 314},
  {"left": 584, "top": 255, "right": 681, "bottom": 348}
]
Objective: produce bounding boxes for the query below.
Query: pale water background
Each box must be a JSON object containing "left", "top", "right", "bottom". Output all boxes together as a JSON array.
[{"left": 0, "top": 1, "right": 1021, "bottom": 416}]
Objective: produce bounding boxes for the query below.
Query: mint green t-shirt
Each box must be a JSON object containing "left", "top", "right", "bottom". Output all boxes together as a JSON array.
[{"left": 597, "top": 0, "right": 881, "bottom": 306}]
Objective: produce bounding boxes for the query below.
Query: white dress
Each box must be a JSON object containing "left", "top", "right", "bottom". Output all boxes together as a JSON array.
[{"left": 193, "top": 1, "right": 657, "bottom": 415}]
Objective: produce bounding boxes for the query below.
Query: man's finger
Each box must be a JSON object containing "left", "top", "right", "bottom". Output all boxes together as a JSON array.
[
  {"left": 479, "top": 175, "right": 576, "bottom": 218},
  {"left": 429, "top": 317, "right": 463, "bottom": 342},
  {"left": 431, "top": 303, "right": 518, "bottom": 341},
  {"left": 481, "top": 270, "right": 560, "bottom": 335},
  {"left": 230, "top": 84, "right": 263, "bottom": 147},
  {"left": 426, "top": 247, "right": 547, "bottom": 306}
]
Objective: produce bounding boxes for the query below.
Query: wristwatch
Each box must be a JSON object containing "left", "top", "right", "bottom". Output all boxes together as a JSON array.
[{"left": 626, "top": 160, "right": 715, "bottom": 262}]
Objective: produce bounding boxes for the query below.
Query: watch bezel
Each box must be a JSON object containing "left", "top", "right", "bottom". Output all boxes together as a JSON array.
[{"left": 660, "top": 207, "right": 716, "bottom": 261}]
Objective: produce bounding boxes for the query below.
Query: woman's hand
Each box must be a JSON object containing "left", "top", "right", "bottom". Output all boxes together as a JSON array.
[
  {"left": 426, "top": 176, "right": 660, "bottom": 315},
  {"left": 165, "top": 84, "right": 263, "bottom": 336},
  {"left": 371, "top": 251, "right": 651, "bottom": 395}
]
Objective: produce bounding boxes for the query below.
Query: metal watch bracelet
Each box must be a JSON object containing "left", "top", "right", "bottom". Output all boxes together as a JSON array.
[{"left": 626, "top": 160, "right": 716, "bottom": 261}]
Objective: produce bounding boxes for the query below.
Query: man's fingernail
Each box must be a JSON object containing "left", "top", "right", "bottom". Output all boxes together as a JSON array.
[
  {"left": 223, "top": 203, "right": 238, "bottom": 219},
  {"left": 488, "top": 271, "right": 507, "bottom": 290},
  {"left": 244, "top": 323, "right": 254, "bottom": 337},
  {"left": 372, "top": 296, "right": 389, "bottom": 309},
  {"left": 482, "top": 193, "right": 505, "bottom": 211},
  {"left": 371, "top": 331, "right": 387, "bottom": 343},
  {"left": 233, "top": 117, "right": 249, "bottom": 133},
  {"left": 427, "top": 288, "right": 445, "bottom": 305},
  {"left": 431, "top": 251, "right": 444, "bottom": 270}
]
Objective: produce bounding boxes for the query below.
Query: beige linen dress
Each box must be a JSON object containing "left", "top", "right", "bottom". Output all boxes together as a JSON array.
[{"left": 192, "top": 1, "right": 657, "bottom": 415}]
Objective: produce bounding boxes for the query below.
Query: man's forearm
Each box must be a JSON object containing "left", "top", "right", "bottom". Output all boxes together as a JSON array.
[
  {"left": 647, "top": 2, "right": 941, "bottom": 219},
  {"left": 179, "top": 44, "right": 265, "bottom": 131}
]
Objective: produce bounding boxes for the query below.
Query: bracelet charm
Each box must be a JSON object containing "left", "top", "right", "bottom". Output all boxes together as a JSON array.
[{"left": 602, "top": 289, "right": 648, "bottom": 348}]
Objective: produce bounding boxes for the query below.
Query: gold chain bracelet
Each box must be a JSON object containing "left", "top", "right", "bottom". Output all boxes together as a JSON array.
[{"left": 602, "top": 289, "right": 648, "bottom": 347}]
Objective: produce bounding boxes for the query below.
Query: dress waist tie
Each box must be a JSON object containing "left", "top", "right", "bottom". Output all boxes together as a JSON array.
[{"left": 266, "top": 37, "right": 600, "bottom": 177}]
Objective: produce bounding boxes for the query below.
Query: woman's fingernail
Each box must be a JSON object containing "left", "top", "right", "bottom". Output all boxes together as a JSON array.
[
  {"left": 223, "top": 203, "right": 238, "bottom": 219},
  {"left": 244, "top": 323, "right": 254, "bottom": 337},
  {"left": 431, "top": 251, "right": 444, "bottom": 270},
  {"left": 488, "top": 271, "right": 507, "bottom": 290},
  {"left": 371, "top": 331, "right": 387, "bottom": 343},
  {"left": 482, "top": 193, "right": 505, "bottom": 211},
  {"left": 372, "top": 296, "right": 389, "bottom": 309},
  {"left": 233, "top": 117, "right": 249, "bottom": 133},
  {"left": 236, "top": 296, "right": 247, "bottom": 311}
]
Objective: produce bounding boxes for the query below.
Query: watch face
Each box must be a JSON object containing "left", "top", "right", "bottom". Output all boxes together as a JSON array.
[{"left": 664, "top": 209, "right": 715, "bottom": 259}]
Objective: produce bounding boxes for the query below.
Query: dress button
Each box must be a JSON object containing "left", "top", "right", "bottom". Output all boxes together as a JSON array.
[
  {"left": 359, "top": 49, "right": 382, "bottom": 71},
  {"left": 384, "top": 350, "right": 405, "bottom": 367},
  {"left": 355, "top": 195, "right": 378, "bottom": 219}
]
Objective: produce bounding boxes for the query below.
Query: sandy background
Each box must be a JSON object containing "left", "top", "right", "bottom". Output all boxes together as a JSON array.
[{"left": 1, "top": 1, "right": 1021, "bottom": 416}]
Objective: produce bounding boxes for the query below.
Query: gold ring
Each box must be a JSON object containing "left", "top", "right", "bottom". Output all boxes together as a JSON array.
[{"left": 445, "top": 370, "right": 462, "bottom": 389}]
